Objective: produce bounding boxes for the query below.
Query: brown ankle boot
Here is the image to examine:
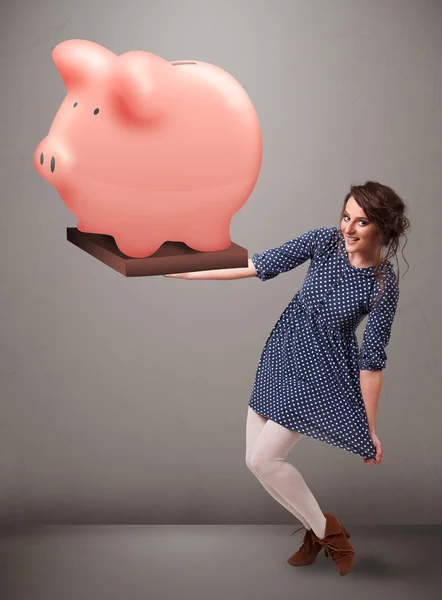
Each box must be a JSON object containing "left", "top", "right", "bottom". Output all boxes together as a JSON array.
[
  {"left": 287, "top": 519, "right": 351, "bottom": 567},
  {"left": 311, "top": 512, "right": 355, "bottom": 576},
  {"left": 287, "top": 526, "right": 322, "bottom": 566}
]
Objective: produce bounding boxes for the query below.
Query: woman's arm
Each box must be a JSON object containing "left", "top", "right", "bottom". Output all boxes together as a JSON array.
[
  {"left": 164, "top": 227, "right": 336, "bottom": 281},
  {"left": 164, "top": 258, "right": 257, "bottom": 280},
  {"left": 360, "top": 370, "right": 382, "bottom": 433},
  {"left": 357, "top": 266, "right": 399, "bottom": 434}
]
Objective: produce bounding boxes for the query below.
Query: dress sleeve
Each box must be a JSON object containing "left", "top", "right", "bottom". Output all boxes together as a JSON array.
[
  {"left": 251, "top": 227, "right": 337, "bottom": 281},
  {"left": 358, "top": 267, "right": 400, "bottom": 371}
]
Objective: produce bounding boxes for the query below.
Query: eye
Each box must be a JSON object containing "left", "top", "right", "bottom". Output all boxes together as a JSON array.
[
  {"left": 344, "top": 215, "right": 368, "bottom": 226},
  {"left": 73, "top": 102, "right": 78, "bottom": 107},
  {"left": 94, "top": 108, "right": 100, "bottom": 115}
]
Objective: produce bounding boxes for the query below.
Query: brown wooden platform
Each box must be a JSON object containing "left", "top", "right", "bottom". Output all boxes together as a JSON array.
[{"left": 66, "top": 228, "right": 249, "bottom": 277}]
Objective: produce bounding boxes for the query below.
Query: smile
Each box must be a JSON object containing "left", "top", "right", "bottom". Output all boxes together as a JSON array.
[{"left": 346, "top": 236, "right": 359, "bottom": 244}]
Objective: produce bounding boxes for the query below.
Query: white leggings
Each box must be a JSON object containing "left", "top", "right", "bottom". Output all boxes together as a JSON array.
[{"left": 245, "top": 407, "right": 327, "bottom": 539}]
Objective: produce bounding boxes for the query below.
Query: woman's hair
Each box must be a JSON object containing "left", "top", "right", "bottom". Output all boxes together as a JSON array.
[{"left": 337, "top": 181, "right": 410, "bottom": 307}]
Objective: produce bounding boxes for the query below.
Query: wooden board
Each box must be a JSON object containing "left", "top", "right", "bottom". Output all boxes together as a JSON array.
[{"left": 66, "top": 228, "right": 249, "bottom": 277}]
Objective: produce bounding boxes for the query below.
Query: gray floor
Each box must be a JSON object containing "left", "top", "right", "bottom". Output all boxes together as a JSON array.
[{"left": 0, "top": 525, "right": 440, "bottom": 600}]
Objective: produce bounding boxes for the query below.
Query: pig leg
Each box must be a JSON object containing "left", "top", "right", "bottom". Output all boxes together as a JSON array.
[
  {"left": 77, "top": 219, "right": 92, "bottom": 232},
  {"left": 77, "top": 219, "right": 114, "bottom": 236},
  {"left": 114, "top": 230, "right": 165, "bottom": 259},
  {"left": 182, "top": 217, "right": 232, "bottom": 252}
]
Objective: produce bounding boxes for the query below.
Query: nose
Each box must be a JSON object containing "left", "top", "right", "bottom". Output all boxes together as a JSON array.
[
  {"left": 34, "top": 136, "right": 67, "bottom": 183},
  {"left": 39, "top": 151, "right": 56, "bottom": 172}
]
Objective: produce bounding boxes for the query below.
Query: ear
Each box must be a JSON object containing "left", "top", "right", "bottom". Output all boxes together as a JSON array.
[
  {"left": 114, "top": 51, "right": 174, "bottom": 121},
  {"left": 52, "top": 39, "right": 116, "bottom": 89}
]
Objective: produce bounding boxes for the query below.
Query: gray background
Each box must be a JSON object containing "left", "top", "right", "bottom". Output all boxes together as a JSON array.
[{"left": 1, "top": 0, "right": 441, "bottom": 526}]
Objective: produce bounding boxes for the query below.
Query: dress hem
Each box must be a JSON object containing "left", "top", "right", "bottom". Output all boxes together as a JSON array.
[{"left": 248, "top": 403, "right": 376, "bottom": 460}]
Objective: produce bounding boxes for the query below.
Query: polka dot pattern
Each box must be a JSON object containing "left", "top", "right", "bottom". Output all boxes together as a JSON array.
[{"left": 249, "top": 226, "right": 400, "bottom": 459}]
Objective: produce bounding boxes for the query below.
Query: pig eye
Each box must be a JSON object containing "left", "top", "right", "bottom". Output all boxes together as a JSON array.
[
  {"left": 94, "top": 108, "right": 100, "bottom": 115},
  {"left": 73, "top": 102, "right": 78, "bottom": 107}
]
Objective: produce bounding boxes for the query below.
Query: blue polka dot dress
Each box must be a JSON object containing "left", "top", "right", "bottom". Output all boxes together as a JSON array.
[{"left": 249, "top": 226, "right": 400, "bottom": 460}]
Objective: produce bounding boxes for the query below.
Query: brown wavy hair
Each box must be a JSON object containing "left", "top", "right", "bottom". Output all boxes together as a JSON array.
[{"left": 337, "top": 181, "right": 410, "bottom": 307}]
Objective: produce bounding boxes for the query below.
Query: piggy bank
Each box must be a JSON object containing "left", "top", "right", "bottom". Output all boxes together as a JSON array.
[{"left": 34, "top": 39, "right": 262, "bottom": 258}]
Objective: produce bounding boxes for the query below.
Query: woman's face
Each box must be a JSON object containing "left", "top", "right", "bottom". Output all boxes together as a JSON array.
[{"left": 340, "top": 196, "right": 380, "bottom": 256}]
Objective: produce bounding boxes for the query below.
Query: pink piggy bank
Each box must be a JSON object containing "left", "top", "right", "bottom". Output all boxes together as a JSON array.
[{"left": 34, "top": 39, "right": 262, "bottom": 258}]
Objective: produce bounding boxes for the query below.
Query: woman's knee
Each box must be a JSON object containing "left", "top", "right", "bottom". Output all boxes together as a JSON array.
[
  {"left": 245, "top": 451, "right": 257, "bottom": 472},
  {"left": 247, "top": 452, "right": 280, "bottom": 478}
]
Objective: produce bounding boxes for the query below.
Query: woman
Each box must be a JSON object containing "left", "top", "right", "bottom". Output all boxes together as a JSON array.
[{"left": 164, "top": 181, "right": 410, "bottom": 576}]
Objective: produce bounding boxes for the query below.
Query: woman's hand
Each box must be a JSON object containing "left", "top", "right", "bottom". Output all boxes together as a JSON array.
[
  {"left": 163, "top": 273, "right": 194, "bottom": 278},
  {"left": 363, "top": 431, "right": 383, "bottom": 465}
]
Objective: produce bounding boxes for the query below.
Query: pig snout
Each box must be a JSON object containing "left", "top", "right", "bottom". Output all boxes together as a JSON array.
[{"left": 34, "top": 137, "right": 69, "bottom": 183}]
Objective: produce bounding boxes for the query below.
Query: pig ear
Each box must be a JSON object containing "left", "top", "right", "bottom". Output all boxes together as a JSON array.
[
  {"left": 52, "top": 39, "right": 116, "bottom": 88},
  {"left": 114, "top": 51, "right": 174, "bottom": 121}
]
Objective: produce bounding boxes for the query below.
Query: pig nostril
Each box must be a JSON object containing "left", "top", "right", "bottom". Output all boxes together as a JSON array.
[
  {"left": 40, "top": 153, "right": 44, "bottom": 165},
  {"left": 94, "top": 108, "right": 99, "bottom": 115},
  {"left": 50, "top": 156, "right": 55, "bottom": 173}
]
